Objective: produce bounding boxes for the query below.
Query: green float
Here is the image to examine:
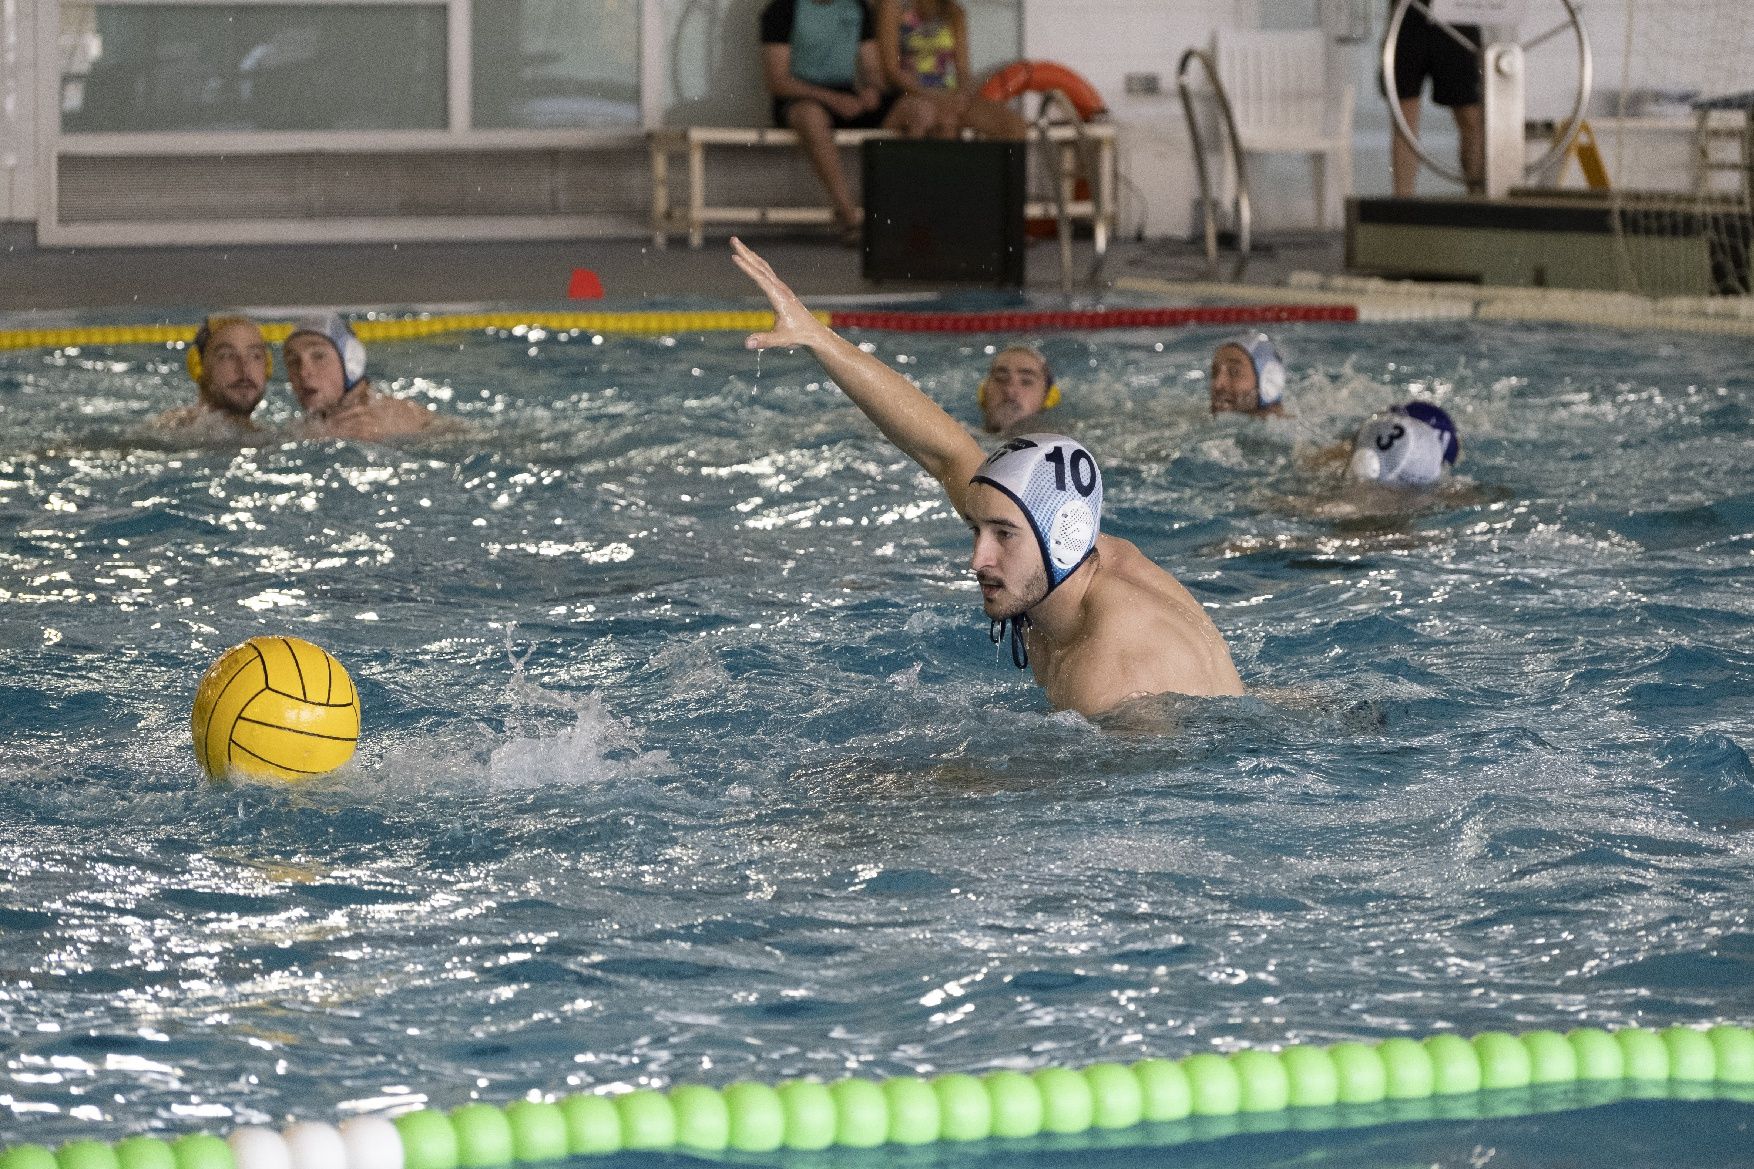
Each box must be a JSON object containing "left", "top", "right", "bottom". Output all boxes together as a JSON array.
[{"left": 3, "top": 1024, "right": 1749, "bottom": 1165}]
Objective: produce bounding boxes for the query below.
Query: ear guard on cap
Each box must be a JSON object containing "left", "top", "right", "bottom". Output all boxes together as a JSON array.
[
  {"left": 978, "top": 348, "right": 1061, "bottom": 412},
  {"left": 285, "top": 313, "right": 368, "bottom": 390},
  {"left": 970, "top": 432, "right": 1103, "bottom": 594},
  {"left": 978, "top": 378, "right": 1061, "bottom": 410},
  {"left": 1348, "top": 401, "right": 1460, "bottom": 488},
  {"left": 1221, "top": 332, "right": 1285, "bottom": 409},
  {"left": 186, "top": 316, "right": 272, "bottom": 386}
]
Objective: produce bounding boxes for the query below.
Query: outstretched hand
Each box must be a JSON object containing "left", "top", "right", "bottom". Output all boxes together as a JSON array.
[{"left": 732, "top": 237, "right": 828, "bottom": 352}]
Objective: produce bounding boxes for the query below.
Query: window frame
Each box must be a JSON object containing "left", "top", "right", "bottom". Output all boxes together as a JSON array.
[{"left": 46, "top": 0, "right": 663, "bottom": 151}]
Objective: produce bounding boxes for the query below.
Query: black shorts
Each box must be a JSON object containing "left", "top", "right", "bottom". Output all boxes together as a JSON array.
[
  {"left": 773, "top": 88, "right": 898, "bottom": 130},
  {"left": 1387, "top": 9, "right": 1482, "bottom": 108}
]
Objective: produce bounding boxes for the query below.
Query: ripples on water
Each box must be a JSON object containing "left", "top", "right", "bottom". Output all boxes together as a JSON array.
[{"left": 0, "top": 317, "right": 1750, "bottom": 1160}]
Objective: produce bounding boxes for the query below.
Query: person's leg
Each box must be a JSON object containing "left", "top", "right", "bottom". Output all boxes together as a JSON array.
[
  {"left": 958, "top": 95, "right": 1028, "bottom": 142},
  {"left": 786, "top": 99, "right": 859, "bottom": 229},
  {"left": 884, "top": 92, "right": 938, "bottom": 139},
  {"left": 1452, "top": 102, "right": 1485, "bottom": 193},
  {"left": 1392, "top": 97, "right": 1423, "bottom": 197},
  {"left": 927, "top": 93, "right": 962, "bottom": 139}
]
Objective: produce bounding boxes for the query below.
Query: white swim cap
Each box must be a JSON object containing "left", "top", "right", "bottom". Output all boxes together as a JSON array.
[
  {"left": 970, "top": 433, "right": 1102, "bottom": 591},
  {"left": 1221, "top": 332, "right": 1286, "bottom": 408},
  {"left": 286, "top": 313, "right": 367, "bottom": 390},
  {"left": 1349, "top": 402, "right": 1460, "bottom": 488}
]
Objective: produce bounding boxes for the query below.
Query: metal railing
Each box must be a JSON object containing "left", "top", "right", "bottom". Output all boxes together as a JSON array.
[
  {"left": 1027, "top": 89, "right": 1107, "bottom": 292},
  {"left": 1177, "top": 47, "right": 1251, "bottom": 280}
]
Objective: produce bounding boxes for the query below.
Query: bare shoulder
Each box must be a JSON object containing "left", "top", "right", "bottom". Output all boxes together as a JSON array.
[
  {"left": 144, "top": 405, "right": 256, "bottom": 443},
  {"left": 1078, "top": 535, "right": 1245, "bottom": 703},
  {"left": 377, "top": 396, "right": 470, "bottom": 441},
  {"left": 334, "top": 395, "right": 441, "bottom": 442},
  {"left": 376, "top": 395, "right": 437, "bottom": 426},
  {"left": 147, "top": 405, "right": 201, "bottom": 430}
]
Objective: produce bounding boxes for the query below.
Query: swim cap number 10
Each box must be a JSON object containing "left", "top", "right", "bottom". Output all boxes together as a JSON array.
[
  {"left": 1044, "top": 444, "right": 1098, "bottom": 497},
  {"left": 972, "top": 433, "right": 1104, "bottom": 592}
]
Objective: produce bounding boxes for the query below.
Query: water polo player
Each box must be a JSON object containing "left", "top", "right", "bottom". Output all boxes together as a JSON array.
[
  {"left": 283, "top": 313, "right": 444, "bottom": 442},
  {"left": 1348, "top": 401, "right": 1459, "bottom": 488},
  {"left": 732, "top": 237, "right": 1243, "bottom": 716},
  {"left": 1209, "top": 332, "right": 1286, "bottom": 417},
  {"left": 978, "top": 346, "right": 1060, "bottom": 433},
  {"left": 149, "top": 314, "right": 270, "bottom": 435}
]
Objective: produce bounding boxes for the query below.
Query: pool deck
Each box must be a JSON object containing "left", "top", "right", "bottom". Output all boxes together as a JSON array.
[
  {"left": 0, "top": 222, "right": 1346, "bottom": 318},
  {"left": 10, "top": 222, "right": 1753, "bottom": 337}
]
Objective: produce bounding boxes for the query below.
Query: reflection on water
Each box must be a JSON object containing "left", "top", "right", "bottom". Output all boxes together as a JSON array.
[{"left": 0, "top": 317, "right": 1751, "bottom": 1160}]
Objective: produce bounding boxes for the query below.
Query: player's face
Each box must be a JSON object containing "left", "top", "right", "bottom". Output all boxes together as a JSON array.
[
  {"left": 199, "top": 322, "right": 269, "bottom": 417},
  {"left": 284, "top": 334, "right": 348, "bottom": 416},
  {"left": 981, "top": 350, "right": 1050, "bottom": 432},
  {"left": 967, "top": 482, "right": 1049, "bottom": 620},
  {"left": 1209, "top": 344, "right": 1259, "bottom": 414}
]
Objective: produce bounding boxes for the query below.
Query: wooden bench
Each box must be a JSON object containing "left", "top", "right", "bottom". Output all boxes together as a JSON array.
[{"left": 648, "top": 122, "right": 1117, "bottom": 253}]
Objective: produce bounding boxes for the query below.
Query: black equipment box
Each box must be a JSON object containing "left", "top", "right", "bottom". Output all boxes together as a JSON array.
[{"left": 861, "top": 140, "right": 1026, "bottom": 285}]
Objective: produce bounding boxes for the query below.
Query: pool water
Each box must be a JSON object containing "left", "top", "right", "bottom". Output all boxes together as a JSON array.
[{"left": 0, "top": 311, "right": 1751, "bottom": 1166}]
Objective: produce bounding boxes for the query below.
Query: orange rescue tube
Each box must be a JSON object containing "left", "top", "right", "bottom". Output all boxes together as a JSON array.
[{"left": 978, "top": 60, "right": 1107, "bottom": 121}]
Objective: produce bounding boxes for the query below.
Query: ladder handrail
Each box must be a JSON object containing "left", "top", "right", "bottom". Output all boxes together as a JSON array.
[
  {"left": 1030, "top": 89, "right": 1106, "bottom": 292},
  {"left": 1177, "top": 46, "right": 1251, "bottom": 280}
]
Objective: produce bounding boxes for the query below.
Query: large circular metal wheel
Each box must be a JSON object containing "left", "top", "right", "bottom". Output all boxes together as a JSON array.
[{"left": 1381, "top": 0, "right": 1592, "bottom": 187}]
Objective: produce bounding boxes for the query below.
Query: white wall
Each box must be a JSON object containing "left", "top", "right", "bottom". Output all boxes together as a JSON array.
[
  {"left": 0, "top": 0, "right": 38, "bottom": 221},
  {"left": 1012, "top": 0, "right": 1670, "bottom": 238},
  {"left": 1018, "top": 0, "right": 1388, "bottom": 239},
  {"left": 1021, "top": 0, "right": 1243, "bottom": 240},
  {"left": 7, "top": 0, "right": 1720, "bottom": 242}
]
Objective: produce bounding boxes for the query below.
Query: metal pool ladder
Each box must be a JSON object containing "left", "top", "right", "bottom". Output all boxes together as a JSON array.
[
  {"left": 1029, "top": 89, "right": 1108, "bottom": 293},
  {"left": 1177, "top": 47, "right": 1252, "bottom": 280}
]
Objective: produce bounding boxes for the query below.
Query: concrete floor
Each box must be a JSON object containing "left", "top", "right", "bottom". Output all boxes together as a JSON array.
[{"left": 0, "top": 223, "right": 1347, "bottom": 319}]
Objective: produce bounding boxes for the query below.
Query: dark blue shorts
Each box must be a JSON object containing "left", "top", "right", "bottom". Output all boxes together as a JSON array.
[
  {"left": 773, "top": 88, "right": 898, "bottom": 129},
  {"left": 1387, "top": 10, "right": 1482, "bottom": 109}
]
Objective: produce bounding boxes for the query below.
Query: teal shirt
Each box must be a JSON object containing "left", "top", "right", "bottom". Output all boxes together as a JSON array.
[{"left": 762, "top": 0, "right": 872, "bottom": 88}]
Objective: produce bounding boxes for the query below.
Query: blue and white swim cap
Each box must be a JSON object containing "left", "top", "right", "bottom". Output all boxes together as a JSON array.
[
  {"left": 970, "top": 433, "right": 1103, "bottom": 591},
  {"left": 286, "top": 313, "right": 367, "bottom": 390},
  {"left": 1222, "top": 332, "right": 1286, "bottom": 409},
  {"left": 1349, "top": 401, "right": 1460, "bottom": 488}
]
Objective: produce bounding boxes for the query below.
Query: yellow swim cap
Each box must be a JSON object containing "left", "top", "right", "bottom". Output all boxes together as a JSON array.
[
  {"left": 186, "top": 315, "right": 272, "bottom": 385},
  {"left": 978, "top": 379, "right": 1061, "bottom": 409},
  {"left": 977, "top": 347, "right": 1060, "bottom": 410}
]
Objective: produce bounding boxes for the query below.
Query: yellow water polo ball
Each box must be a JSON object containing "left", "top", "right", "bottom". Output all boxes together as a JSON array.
[{"left": 191, "top": 636, "right": 361, "bottom": 781}]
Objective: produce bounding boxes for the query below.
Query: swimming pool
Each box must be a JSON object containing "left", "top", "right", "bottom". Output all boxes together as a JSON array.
[{"left": 1, "top": 308, "right": 1751, "bottom": 1165}]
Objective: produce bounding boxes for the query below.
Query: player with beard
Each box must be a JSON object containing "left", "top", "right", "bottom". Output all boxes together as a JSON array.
[{"left": 150, "top": 315, "right": 270, "bottom": 438}]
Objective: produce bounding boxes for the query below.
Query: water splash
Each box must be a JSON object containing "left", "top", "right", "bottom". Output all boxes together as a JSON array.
[{"left": 486, "top": 622, "right": 671, "bottom": 789}]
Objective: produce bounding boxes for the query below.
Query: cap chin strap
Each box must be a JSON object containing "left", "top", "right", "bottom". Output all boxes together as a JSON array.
[{"left": 989, "top": 614, "right": 1032, "bottom": 669}]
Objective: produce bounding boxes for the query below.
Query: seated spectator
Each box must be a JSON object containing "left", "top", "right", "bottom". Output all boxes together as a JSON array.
[
  {"left": 1348, "top": 401, "right": 1459, "bottom": 488},
  {"left": 1209, "top": 333, "right": 1286, "bottom": 417},
  {"left": 149, "top": 315, "right": 270, "bottom": 438},
  {"left": 875, "top": 0, "right": 1027, "bottom": 141},
  {"left": 282, "top": 314, "right": 444, "bottom": 443},
  {"left": 760, "top": 0, "right": 935, "bottom": 243},
  {"left": 978, "top": 345, "right": 1060, "bottom": 433}
]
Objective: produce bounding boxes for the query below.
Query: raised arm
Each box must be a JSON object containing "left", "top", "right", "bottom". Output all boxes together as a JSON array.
[
  {"left": 854, "top": 38, "right": 890, "bottom": 101},
  {"left": 759, "top": 42, "right": 802, "bottom": 98},
  {"left": 732, "top": 237, "right": 986, "bottom": 513},
  {"left": 874, "top": 0, "right": 916, "bottom": 93}
]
